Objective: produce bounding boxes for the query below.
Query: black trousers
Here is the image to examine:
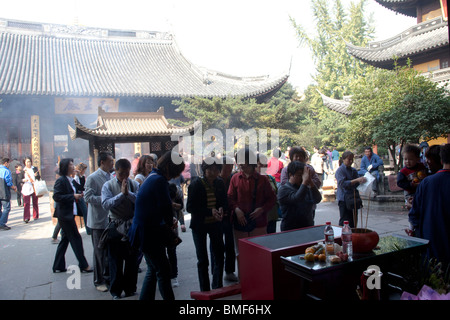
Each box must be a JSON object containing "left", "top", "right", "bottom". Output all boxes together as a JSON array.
[
  {"left": 107, "top": 240, "right": 138, "bottom": 297},
  {"left": 53, "top": 218, "right": 89, "bottom": 271},
  {"left": 192, "top": 223, "right": 224, "bottom": 292},
  {"left": 91, "top": 229, "right": 109, "bottom": 286},
  {"left": 338, "top": 201, "right": 357, "bottom": 228}
]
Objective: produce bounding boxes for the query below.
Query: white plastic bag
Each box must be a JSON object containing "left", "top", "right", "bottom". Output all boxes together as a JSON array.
[
  {"left": 357, "top": 172, "right": 375, "bottom": 196},
  {"left": 34, "top": 180, "right": 49, "bottom": 197}
]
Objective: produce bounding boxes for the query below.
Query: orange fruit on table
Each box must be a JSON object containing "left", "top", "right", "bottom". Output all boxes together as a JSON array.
[
  {"left": 304, "top": 253, "right": 315, "bottom": 262},
  {"left": 305, "top": 247, "right": 315, "bottom": 254}
]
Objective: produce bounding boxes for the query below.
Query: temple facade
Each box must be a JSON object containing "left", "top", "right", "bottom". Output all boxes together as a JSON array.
[{"left": 0, "top": 18, "right": 288, "bottom": 180}]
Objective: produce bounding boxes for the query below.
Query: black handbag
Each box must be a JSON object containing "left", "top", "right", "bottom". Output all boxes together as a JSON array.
[
  {"left": 233, "top": 177, "right": 258, "bottom": 233},
  {"left": 160, "top": 224, "right": 182, "bottom": 248},
  {"left": 344, "top": 189, "right": 363, "bottom": 211}
]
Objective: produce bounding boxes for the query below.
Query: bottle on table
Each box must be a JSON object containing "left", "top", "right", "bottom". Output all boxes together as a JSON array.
[
  {"left": 342, "top": 221, "right": 353, "bottom": 258},
  {"left": 324, "top": 222, "right": 335, "bottom": 260}
]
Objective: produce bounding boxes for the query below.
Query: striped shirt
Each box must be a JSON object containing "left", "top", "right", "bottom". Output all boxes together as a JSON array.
[{"left": 201, "top": 178, "right": 217, "bottom": 224}]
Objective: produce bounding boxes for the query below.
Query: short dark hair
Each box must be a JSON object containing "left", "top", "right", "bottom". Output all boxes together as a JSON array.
[
  {"left": 23, "top": 156, "right": 32, "bottom": 165},
  {"left": 440, "top": 144, "right": 450, "bottom": 164},
  {"left": 287, "top": 161, "right": 305, "bottom": 177},
  {"left": 59, "top": 158, "right": 74, "bottom": 176},
  {"left": 157, "top": 151, "right": 185, "bottom": 180},
  {"left": 364, "top": 147, "right": 373, "bottom": 153},
  {"left": 289, "top": 146, "right": 307, "bottom": 161},
  {"left": 341, "top": 151, "right": 354, "bottom": 160},
  {"left": 402, "top": 144, "right": 421, "bottom": 158},
  {"left": 201, "top": 157, "right": 222, "bottom": 174},
  {"left": 425, "top": 145, "right": 441, "bottom": 164},
  {"left": 98, "top": 151, "right": 113, "bottom": 167},
  {"left": 1, "top": 157, "right": 9, "bottom": 165},
  {"left": 115, "top": 158, "right": 131, "bottom": 171}
]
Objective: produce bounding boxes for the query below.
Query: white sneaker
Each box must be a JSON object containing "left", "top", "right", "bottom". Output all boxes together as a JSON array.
[
  {"left": 96, "top": 284, "right": 109, "bottom": 292},
  {"left": 171, "top": 278, "right": 179, "bottom": 287},
  {"left": 224, "top": 272, "right": 238, "bottom": 282}
]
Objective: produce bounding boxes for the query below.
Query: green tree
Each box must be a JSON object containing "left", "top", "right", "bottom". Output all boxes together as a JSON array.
[
  {"left": 290, "top": 0, "right": 374, "bottom": 148},
  {"left": 344, "top": 63, "right": 450, "bottom": 171},
  {"left": 170, "top": 82, "right": 306, "bottom": 150}
]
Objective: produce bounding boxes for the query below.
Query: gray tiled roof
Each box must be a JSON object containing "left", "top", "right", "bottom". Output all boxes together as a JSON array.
[
  {"left": 0, "top": 18, "right": 288, "bottom": 99},
  {"left": 68, "top": 107, "right": 196, "bottom": 140},
  {"left": 375, "top": 0, "right": 419, "bottom": 17},
  {"left": 346, "top": 17, "right": 448, "bottom": 69},
  {"left": 317, "top": 90, "right": 352, "bottom": 115}
]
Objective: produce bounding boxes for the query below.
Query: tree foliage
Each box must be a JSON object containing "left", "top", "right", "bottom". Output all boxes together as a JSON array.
[
  {"left": 170, "top": 82, "right": 307, "bottom": 150},
  {"left": 290, "top": 0, "right": 374, "bottom": 149},
  {"left": 344, "top": 63, "right": 450, "bottom": 171}
]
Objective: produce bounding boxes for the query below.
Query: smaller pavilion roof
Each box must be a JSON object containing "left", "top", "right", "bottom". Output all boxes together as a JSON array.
[
  {"left": 68, "top": 107, "right": 196, "bottom": 141},
  {"left": 318, "top": 90, "right": 351, "bottom": 115},
  {"left": 346, "top": 16, "right": 448, "bottom": 69}
]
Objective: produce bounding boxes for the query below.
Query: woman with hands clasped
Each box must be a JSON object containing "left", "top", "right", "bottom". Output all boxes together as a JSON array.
[
  {"left": 187, "top": 157, "right": 227, "bottom": 292},
  {"left": 277, "top": 161, "right": 322, "bottom": 231}
]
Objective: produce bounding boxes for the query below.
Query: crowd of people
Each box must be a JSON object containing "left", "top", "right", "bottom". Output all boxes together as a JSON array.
[{"left": 0, "top": 141, "right": 448, "bottom": 299}]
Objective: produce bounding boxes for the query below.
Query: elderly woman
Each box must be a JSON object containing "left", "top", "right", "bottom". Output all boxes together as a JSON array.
[
  {"left": 335, "top": 151, "right": 367, "bottom": 228},
  {"left": 187, "top": 157, "right": 227, "bottom": 292}
]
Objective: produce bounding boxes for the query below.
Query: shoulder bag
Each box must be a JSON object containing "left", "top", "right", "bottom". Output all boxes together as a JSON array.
[{"left": 344, "top": 188, "right": 363, "bottom": 211}]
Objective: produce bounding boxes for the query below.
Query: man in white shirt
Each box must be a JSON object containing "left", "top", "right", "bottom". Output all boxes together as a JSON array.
[{"left": 101, "top": 158, "right": 139, "bottom": 299}]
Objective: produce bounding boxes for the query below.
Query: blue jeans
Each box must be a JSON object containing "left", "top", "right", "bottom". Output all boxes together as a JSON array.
[
  {"left": 0, "top": 200, "right": 11, "bottom": 226},
  {"left": 140, "top": 246, "right": 174, "bottom": 300}
]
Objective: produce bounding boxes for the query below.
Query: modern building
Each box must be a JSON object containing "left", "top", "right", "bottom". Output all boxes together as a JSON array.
[{"left": 0, "top": 18, "right": 288, "bottom": 180}]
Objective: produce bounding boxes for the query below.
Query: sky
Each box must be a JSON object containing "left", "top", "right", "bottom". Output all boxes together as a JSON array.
[{"left": 1, "top": 0, "right": 417, "bottom": 91}]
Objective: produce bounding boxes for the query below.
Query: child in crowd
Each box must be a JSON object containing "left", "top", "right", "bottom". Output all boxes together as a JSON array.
[
  {"left": 14, "top": 164, "right": 24, "bottom": 207},
  {"left": 397, "top": 144, "right": 427, "bottom": 209}
]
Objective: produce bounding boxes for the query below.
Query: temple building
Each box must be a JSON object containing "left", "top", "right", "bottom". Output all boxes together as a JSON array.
[
  {"left": 322, "top": 0, "right": 449, "bottom": 113},
  {"left": 0, "top": 18, "right": 288, "bottom": 180},
  {"left": 321, "top": 0, "right": 449, "bottom": 144}
]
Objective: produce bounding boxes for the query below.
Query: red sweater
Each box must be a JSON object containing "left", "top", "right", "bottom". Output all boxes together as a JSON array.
[
  {"left": 266, "top": 157, "right": 284, "bottom": 182},
  {"left": 227, "top": 171, "right": 277, "bottom": 228}
]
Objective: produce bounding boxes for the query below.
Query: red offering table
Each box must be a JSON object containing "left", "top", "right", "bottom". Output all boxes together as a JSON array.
[{"left": 238, "top": 225, "right": 341, "bottom": 300}]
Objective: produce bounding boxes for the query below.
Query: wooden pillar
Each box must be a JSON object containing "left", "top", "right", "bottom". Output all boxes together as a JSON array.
[
  {"left": 30, "top": 115, "right": 41, "bottom": 172},
  {"left": 89, "top": 139, "right": 96, "bottom": 174}
]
